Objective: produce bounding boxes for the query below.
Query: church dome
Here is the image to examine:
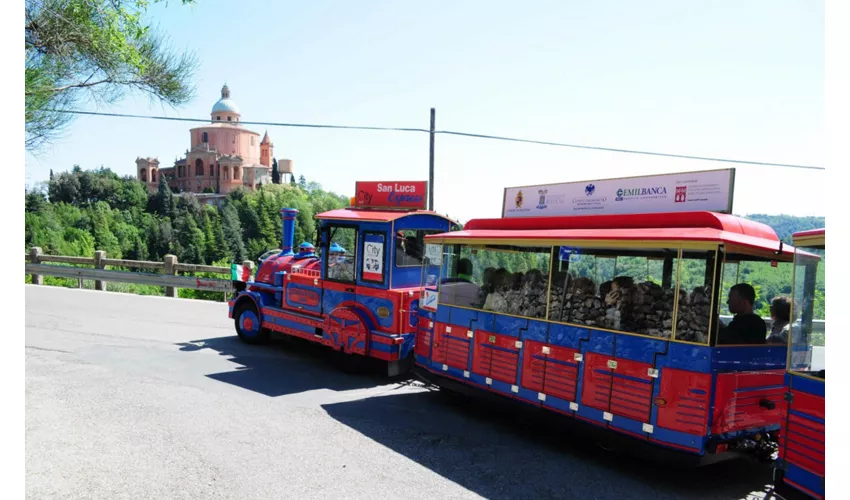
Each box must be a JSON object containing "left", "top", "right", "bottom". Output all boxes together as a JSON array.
[{"left": 211, "top": 84, "right": 241, "bottom": 115}]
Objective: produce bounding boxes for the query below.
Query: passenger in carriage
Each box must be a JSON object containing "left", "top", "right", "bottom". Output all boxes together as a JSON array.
[
  {"left": 716, "top": 283, "right": 767, "bottom": 345},
  {"left": 441, "top": 258, "right": 481, "bottom": 307},
  {"left": 766, "top": 296, "right": 793, "bottom": 344}
]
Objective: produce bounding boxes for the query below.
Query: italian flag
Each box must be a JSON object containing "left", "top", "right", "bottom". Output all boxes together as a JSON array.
[{"left": 231, "top": 263, "right": 252, "bottom": 282}]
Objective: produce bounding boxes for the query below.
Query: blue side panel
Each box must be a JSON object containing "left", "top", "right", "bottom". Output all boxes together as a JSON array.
[
  {"left": 323, "top": 288, "right": 355, "bottom": 312},
  {"left": 548, "top": 323, "right": 590, "bottom": 348},
  {"left": 785, "top": 464, "right": 824, "bottom": 498},
  {"left": 449, "top": 307, "right": 480, "bottom": 329},
  {"left": 542, "top": 393, "right": 575, "bottom": 414},
  {"left": 789, "top": 373, "right": 825, "bottom": 397},
  {"left": 523, "top": 319, "right": 549, "bottom": 343},
  {"left": 614, "top": 334, "right": 667, "bottom": 364},
  {"left": 608, "top": 413, "right": 650, "bottom": 437},
  {"left": 651, "top": 426, "right": 706, "bottom": 454},
  {"left": 357, "top": 295, "right": 396, "bottom": 330},
  {"left": 399, "top": 333, "right": 415, "bottom": 359},
  {"left": 436, "top": 305, "right": 452, "bottom": 324},
  {"left": 264, "top": 314, "right": 315, "bottom": 334},
  {"left": 493, "top": 315, "right": 529, "bottom": 338},
  {"left": 469, "top": 311, "right": 495, "bottom": 333},
  {"left": 667, "top": 342, "right": 712, "bottom": 373},
  {"left": 712, "top": 346, "right": 786, "bottom": 372},
  {"left": 584, "top": 329, "right": 615, "bottom": 355}
]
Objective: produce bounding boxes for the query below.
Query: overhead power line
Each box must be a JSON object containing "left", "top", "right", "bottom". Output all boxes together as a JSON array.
[{"left": 50, "top": 109, "right": 824, "bottom": 171}]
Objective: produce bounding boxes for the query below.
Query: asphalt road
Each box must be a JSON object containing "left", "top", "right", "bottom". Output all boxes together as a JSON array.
[{"left": 26, "top": 285, "right": 782, "bottom": 500}]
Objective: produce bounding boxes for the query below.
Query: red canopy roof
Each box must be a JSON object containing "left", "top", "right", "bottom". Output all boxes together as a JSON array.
[
  {"left": 792, "top": 228, "right": 825, "bottom": 239},
  {"left": 426, "top": 211, "right": 811, "bottom": 257},
  {"left": 316, "top": 208, "right": 454, "bottom": 223},
  {"left": 464, "top": 211, "right": 779, "bottom": 241}
]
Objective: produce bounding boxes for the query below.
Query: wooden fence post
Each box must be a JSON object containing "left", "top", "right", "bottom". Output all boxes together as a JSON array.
[
  {"left": 29, "top": 247, "right": 42, "bottom": 285},
  {"left": 164, "top": 254, "right": 178, "bottom": 297},
  {"left": 94, "top": 250, "right": 106, "bottom": 291}
]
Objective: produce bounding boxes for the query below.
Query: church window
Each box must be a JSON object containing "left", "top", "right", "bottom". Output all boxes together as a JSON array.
[
  {"left": 151, "top": 169, "right": 157, "bottom": 183},
  {"left": 217, "top": 116, "right": 221, "bottom": 121},
  {"left": 203, "top": 132, "right": 208, "bottom": 143},
  {"left": 227, "top": 116, "right": 232, "bottom": 121},
  {"left": 195, "top": 158, "right": 204, "bottom": 176},
  {"left": 140, "top": 169, "right": 147, "bottom": 182},
  {"left": 251, "top": 136, "right": 254, "bottom": 146}
]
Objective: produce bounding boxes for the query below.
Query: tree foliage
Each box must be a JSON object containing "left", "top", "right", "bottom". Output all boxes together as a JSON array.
[
  {"left": 25, "top": 166, "right": 351, "bottom": 270},
  {"left": 25, "top": 0, "right": 198, "bottom": 151}
]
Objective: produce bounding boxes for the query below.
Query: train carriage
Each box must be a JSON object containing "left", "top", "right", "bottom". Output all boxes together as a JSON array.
[
  {"left": 413, "top": 171, "right": 813, "bottom": 464},
  {"left": 774, "top": 228, "right": 825, "bottom": 499},
  {"left": 228, "top": 181, "right": 454, "bottom": 375}
]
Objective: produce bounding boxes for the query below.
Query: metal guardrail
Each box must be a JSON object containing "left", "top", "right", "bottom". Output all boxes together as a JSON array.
[{"left": 25, "top": 247, "right": 255, "bottom": 297}]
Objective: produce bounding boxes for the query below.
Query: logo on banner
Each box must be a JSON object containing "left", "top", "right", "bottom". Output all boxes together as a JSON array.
[
  {"left": 515, "top": 190, "right": 524, "bottom": 208},
  {"left": 585, "top": 184, "right": 596, "bottom": 196},
  {"left": 615, "top": 186, "right": 668, "bottom": 202},
  {"left": 675, "top": 186, "right": 687, "bottom": 203},
  {"left": 537, "top": 189, "right": 548, "bottom": 209}
]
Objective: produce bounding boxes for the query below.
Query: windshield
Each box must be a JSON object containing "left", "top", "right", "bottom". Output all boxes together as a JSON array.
[{"left": 789, "top": 250, "right": 824, "bottom": 376}]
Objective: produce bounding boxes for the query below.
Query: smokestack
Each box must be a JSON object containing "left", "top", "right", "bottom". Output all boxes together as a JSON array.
[{"left": 279, "top": 208, "right": 299, "bottom": 256}]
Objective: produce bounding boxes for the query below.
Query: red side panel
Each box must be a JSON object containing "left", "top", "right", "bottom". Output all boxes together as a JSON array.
[
  {"left": 521, "top": 341, "right": 546, "bottom": 393},
  {"left": 609, "top": 359, "right": 654, "bottom": 422},
  {"left": 580, "top": 353, "right": 613, "bottom": 411},
  {"left": 472, "top": 332, "right": 520, "bottom": 384},
  {"left": 712, "top": 371, "right": 785, "bottom": 434},
  {"left": 432, "top": 322, "right": 449, "bottom": 365},
  {"left": 489, "top": 334, "right": 520, "bottom": 384},
  {"left": 520, "top": 342, "right": 580, "bottom": 402},
  {"left": 414, "top": 315, "right": 432, "bottom": 357},
  {"left": 544, "top": 344, "right": 581, "bottom": 402},
  {"left": 444, "top": 325, "right": 471, "bottom": 370},
  {"left": 782, "top": 387, "right": 825, "bottom": 477},
  {"left": 471, "top": 332, "right": 492, "bottom": 377},
  {"left": 656, "top": 368, "right": 711, "bottom": 435}
]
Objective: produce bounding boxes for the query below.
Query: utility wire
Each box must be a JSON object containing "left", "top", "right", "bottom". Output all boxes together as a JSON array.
[{"left": 50, "top": 109, "right": 824, "bottom": 171}]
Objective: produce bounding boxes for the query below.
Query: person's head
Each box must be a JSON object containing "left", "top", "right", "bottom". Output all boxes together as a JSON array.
[
  {"left": 457, "top": 258, "right": 473, "bottom": 279},
  {"left": 727, "top": 283, "right": 756, "bottom": 314},
  {"left": 770, "top": 296, "right": 791, "bottom": 323}
]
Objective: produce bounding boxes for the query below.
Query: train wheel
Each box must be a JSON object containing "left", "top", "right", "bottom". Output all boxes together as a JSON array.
[{"left": 234, "top": 301, "right": 269, "bottom": 344}]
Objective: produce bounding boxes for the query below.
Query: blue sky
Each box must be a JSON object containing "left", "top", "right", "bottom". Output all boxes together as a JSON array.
[{"left": 25, "top": 0, "right": 824, "bottom": 222}]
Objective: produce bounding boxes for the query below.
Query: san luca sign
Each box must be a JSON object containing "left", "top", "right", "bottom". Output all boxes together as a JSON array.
[{"left": 355, "top": 181, "right": 428, "bottom": 209}]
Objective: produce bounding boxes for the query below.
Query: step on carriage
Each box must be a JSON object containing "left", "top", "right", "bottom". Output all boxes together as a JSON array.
[
  {"left": 414, "top": 169, "right": 810, "bottom": 464},
  {"left": 774, "top": 228, "right": 825, "bottom": 499},
  {"left": 228, "top": 181, "right": 454, "bottom": 375}
]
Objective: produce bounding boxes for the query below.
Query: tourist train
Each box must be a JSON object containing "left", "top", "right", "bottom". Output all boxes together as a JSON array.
[{"left": 228, "top": 170, "right": 825, "bottom": 471}]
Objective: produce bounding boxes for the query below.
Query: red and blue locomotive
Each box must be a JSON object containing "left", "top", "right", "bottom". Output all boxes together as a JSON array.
[{"left": 228, "top": 181, "right": 454, "bottom": 375}]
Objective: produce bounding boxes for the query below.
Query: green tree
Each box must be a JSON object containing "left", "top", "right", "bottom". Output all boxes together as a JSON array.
[
  {"left": 271, "top": 158, "right": 280, "bottom": 184},
  {"left": 25, "top": 0, "right": 198, "bottom": 151},
  {"left": 298, "top": 175, "right": 307, "bottom": 190}
]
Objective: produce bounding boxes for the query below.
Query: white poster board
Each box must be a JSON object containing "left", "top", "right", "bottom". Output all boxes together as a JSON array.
[
  {"left": 362, "top": 237, "right": 384, "bottom": 281},
  {"left": 502, "top": 169, "right": 735, "bottom": 218},
  {"left": 424, "top": 243, "right": 442, "bottom": 265}
]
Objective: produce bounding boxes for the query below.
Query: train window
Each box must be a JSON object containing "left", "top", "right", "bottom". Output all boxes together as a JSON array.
[
  {"left": 673, "top": 250, "right": 717, "bottom": 344},
  {"left": 548, "top": 247, "right": 680, "bottom": 338},
  {"left": 790, "top": 251, "right": 823, "bottom": 373},
  {"left": 395, "top": 229, "right": 442, "bottom": 267},
  {"left": 440, "top": 244, "right": 551, "bottom": 319},
  {"left": 714, "top": 254, "right": 795, "bottom": 346},
  {"left": 325, "top": 226, "right": 357, "bottom": 283}
]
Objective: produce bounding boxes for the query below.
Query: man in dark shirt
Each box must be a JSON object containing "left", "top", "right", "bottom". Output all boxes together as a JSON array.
[{"left": 717, "top": 283, "right": 767, "bottom": 345}]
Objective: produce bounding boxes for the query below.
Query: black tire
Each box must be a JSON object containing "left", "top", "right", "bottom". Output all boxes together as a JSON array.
[{"left": 234, "top": 301, "right": 270, "bottom": 344}]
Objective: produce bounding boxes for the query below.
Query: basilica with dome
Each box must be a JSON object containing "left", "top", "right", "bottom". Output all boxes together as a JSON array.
[{"left": 136, "top": 84, "right": 289, "bottom": 195}]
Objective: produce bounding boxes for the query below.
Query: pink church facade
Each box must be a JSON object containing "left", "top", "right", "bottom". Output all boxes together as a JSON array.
[{"left": 137, "top": 84, "right": 286, "bottom": 195}]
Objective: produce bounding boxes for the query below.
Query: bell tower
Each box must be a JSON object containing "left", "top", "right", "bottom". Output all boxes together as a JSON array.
[{"left": 260, "top": 130, "right": 273, "bottom": 167}]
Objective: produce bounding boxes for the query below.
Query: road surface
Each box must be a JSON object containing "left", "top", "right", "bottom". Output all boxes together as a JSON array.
[{"left": 26, "top": 285, "right": 782, "bottom": 500}]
